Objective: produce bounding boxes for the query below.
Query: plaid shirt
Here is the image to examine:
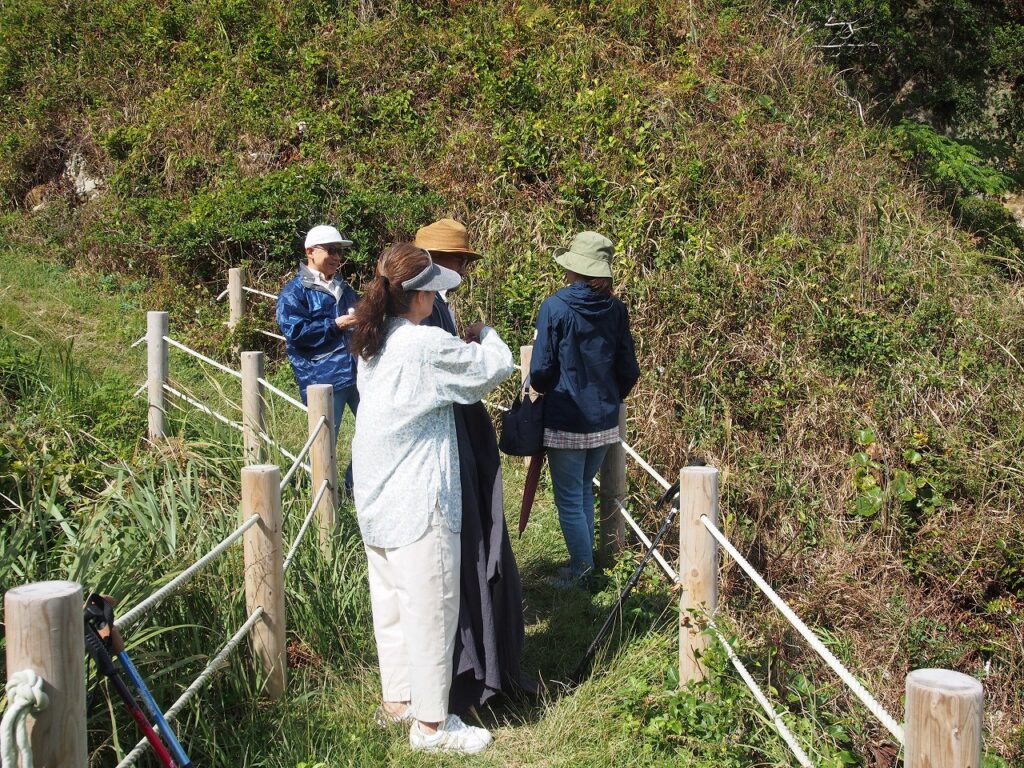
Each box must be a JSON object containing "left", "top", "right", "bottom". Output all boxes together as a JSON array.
[{"left": 543, "top": 426, "right": 620, "bottom": 450}]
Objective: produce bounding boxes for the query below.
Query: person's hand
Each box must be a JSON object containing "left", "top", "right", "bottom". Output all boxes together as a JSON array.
[
  {"left": 336, "top": 313, "right": 357, "bottom": 330},
  {"left": 463, "top": 321, "right": 486, "bottom": 343}
]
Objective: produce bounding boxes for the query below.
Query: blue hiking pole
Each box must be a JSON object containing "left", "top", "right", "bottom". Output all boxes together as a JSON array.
[
  {"left": 84, "top": 593, "right": 192, "bottom": 768},
  {"left": 117, "top": 650, "right": 192, "bottom": 768}
]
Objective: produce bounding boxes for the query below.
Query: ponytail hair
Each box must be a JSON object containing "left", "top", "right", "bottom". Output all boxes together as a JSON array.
[{"left": 350, "top": 243, "right": 432, "bottom": 359}]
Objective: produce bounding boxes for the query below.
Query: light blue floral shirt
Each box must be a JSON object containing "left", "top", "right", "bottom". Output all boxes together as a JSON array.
[{"left": 352, "top": 320, "right": 514, "bottom": 548}]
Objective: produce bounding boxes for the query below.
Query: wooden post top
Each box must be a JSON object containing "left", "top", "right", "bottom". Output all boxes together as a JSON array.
[
  {"left": 6, "top": 580, "right": 81, "bottom": 600},
  {"left": 681, "top": 465, "right": 719, "bottom": 477},
  {"left": 907, "top": 668, "right": 983, "bottom": 695},
  {"left": 242, "top": 464, "right": 280, "bottom": 477}
]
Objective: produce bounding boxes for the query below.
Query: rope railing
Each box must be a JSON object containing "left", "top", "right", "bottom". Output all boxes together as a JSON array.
[
  {"left": 280, "top": 416, "right": 326, "bottom": 489},
  {"left": 613, "top": 498, "right": 677, "bottom": 581},
  {"left": 257, "top": 430, "right": 311, "bottom": 476},
  {"left": 164, "top": 336, "right": 242, "bottom": 381},
  {"left": 115, "top": 514, "right": 260, "bottom": 632},
  {"left": 1, "top": 315, "right": 346, "bottom": 767},
  {"left": 162, "top": 386, "right": 311, "bottom": 476},
  {"left": 2, "top": 670, "right": 47, "bottom": 768},
  {"left": 601, "top": 476, "right": 817, "bottom": 765},
  {"left": 481, "top": 397, "right": 509, "bottom": 412},
  {"left": 284, "top": 480, "right": 331, "bottom": 572},
  {"left": 621, "top": 439, "right": 671, "bottom": 490},
  {"left": 707, "top": 619, "right": 815, "bottom": 768},
  {"left": 115, "top": 606, "right": 264, "bottom": 768},
  {"left": 257, "top": 329, "right": 286, "bottom": 341},
  {"left": 242, "top": 286, "right": 279, "bottom": 301},
  {"left": 257, "top": 377, "right": 308, "bottom": 413},
  {"left": 164, "top": 384, "right": 244, "bottom": 433},
  {"left": 145, "top": 323, "right": 312, "bottom": 471},
  {"left": 604, "top": 466, "right": 898, "bottom": 762},
  {"left": 699, "top": 514, "right": 905, "bottom": 744}
]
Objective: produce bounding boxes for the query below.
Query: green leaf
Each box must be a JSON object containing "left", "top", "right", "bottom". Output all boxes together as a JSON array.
[
  {"left": 665, "top": 664, "right": 680, "bottom": 689},
  {"left": 857, "top": 428, "right": 876, "bottom": 446},
  {"left": 854, "top": 486, "right": 883, "bottom": 517}
]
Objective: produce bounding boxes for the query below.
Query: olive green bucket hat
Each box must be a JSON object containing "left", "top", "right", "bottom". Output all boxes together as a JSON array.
[{"left": 553, "top": 231, "right": 614, "bottom": 278}]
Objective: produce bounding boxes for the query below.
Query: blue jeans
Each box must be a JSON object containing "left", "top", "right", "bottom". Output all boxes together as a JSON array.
[
  {"left": 333, "top": 385, "right": 359, "bottom": 494},
  {"left": 547, "top": 445, "right": 611, "bottom": 577}
]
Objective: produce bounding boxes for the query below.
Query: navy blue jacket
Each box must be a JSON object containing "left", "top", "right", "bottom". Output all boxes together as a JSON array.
[
  {"left": 276, "top": 265, "right": 359, "bottom": 399},
  {"left": 529, "top": 282, "right": 640, "bottom": 433}
]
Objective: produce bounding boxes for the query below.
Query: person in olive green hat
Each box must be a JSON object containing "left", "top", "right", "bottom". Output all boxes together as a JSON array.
[
  {"left": 529, "top": 231, "right": 641, "bottom": 588},
  {"left": 553, "top": 230, "right": 615, "bottom": 278}
]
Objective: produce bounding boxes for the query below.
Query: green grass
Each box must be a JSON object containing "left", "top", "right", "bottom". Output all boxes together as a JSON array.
[{"left": 0, "top": 220, "right": 146, "bottom": 368}]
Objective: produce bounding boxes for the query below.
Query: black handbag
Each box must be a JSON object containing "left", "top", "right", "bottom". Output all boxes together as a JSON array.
[{"left": 498, "top": 379, "right": 545, "bottom": 457}]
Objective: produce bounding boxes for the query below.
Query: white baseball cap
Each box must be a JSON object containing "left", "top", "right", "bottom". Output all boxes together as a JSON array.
[{"left": 304, "top": 225, "right": 353, "bottom": 249}]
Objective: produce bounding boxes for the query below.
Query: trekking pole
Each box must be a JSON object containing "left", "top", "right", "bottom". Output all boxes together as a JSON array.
[
  {"left": 85, "top": 595, "right": 191, "bottom": 765},
  {"left": 83, "top": 595, "right": 177, "bottom": 768},
  {"left": 571, "top": 478, "right": 683, "bottom": 683},
  {"left": 116, "top": 650, "right": 192, "bottom": 767}
]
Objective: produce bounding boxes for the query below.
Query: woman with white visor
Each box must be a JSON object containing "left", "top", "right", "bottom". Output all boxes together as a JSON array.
[{"left": 348, "top": 242, "right": 515, "bottom": 754}]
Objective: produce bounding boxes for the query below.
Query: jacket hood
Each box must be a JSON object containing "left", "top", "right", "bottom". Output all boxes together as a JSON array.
[{"left": 556, "top": 281, "right": 616, "bottom": 319}]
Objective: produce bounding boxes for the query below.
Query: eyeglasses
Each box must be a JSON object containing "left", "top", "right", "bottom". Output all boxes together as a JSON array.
[{"left": 317, "top": 244, "right": 347, "bottom": 256}]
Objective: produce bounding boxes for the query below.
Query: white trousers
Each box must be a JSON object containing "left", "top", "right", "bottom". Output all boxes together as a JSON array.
[{"left": 364, "top": 506, "right": 460, "bottom": 722}]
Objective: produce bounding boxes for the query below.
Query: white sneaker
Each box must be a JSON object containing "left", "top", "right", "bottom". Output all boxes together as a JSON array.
[{"left": 409, "top": 714, "right": 493, "bottom": 754}]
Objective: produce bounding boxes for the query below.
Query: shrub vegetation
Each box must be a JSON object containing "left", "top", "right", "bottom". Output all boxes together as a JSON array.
[{"left": 1, "top": 0, "right": 1023, "bottom": 764}]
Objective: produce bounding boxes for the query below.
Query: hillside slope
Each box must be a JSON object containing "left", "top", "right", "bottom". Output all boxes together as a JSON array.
[{"left": 1, "top": 0, "right": 1022, "bottom": 761}]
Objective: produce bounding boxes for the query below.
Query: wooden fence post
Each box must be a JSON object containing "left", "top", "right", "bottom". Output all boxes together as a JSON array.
[
  {"left": 905, "top": 668, "right": 983, "bottom": 768},
  {"left": 147, "top": 310, "right": 169, "bottom": 442},
  {"left": 679, "top": 465, "right": 719, "bottom": 685},
  {"left": 4, "top": 581, "right": 88, "bottom": 768},
  {"left": 520, "top": 345, "right": 534, "bottom": 467},
  {"left": 242, "top": 465, "right": 287, "bottom": 700},
  {"left": 241, "top": 351, "right": 265, "bottom": 464},
  {"left": 597, "top": 403, "right": 627, "bottom": 568},
  {"left": 307, "top": 384, "right": 337, "bottom": 546},
  {"left": 228, "top": 267, "right": 245, "bottom": 329},
  {"left": 520, "top": 345, "right": 532, "bottom": 388}
]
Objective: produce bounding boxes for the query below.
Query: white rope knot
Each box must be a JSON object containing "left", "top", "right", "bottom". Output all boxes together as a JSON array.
[
  {"left": 5, "top": 673, "right": 47, "bottom": 712},
  {"left": 2, "top": 670, "right": 49, "bottom": 768}
]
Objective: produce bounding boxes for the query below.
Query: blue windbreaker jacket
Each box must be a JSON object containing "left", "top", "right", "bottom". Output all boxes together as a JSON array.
[
  {"left": 529, "top": 282, "right": 640, "bottom": 434},
  {"left": 276, "top": 265, "right": 359, "bottom": 399}
]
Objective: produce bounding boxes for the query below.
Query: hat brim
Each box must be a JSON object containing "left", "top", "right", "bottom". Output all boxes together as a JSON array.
[
  {"left": 428, "top": 248, "right": 484, "bottom": 262},
  {"left": 403, "top": 263, "right": 463, "bottom": 292},
  {"left": 553, "top": 248, "right": 612, "bottom": 278},
  {"left": 306, "top": 238, "right": 354, "bottom": 249}
]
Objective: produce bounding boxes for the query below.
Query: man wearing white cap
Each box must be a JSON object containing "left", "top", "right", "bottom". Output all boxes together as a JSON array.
[{"left": 276, "top": 224, "right": 360, "bottom": 492}]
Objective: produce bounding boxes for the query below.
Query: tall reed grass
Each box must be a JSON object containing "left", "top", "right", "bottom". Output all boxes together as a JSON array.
[{"left": 0, "top": 330, "right": 373, "bottom": 765}]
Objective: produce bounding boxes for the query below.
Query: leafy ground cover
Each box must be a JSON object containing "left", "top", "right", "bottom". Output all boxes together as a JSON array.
[{"left": 2, "top": 0, "right": 1023, "bottom": 763}]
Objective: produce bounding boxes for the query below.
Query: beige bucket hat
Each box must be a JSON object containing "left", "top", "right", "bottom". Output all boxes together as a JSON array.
[{"left": 414, "top": 218, "right": 483, "bottom": 261}]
